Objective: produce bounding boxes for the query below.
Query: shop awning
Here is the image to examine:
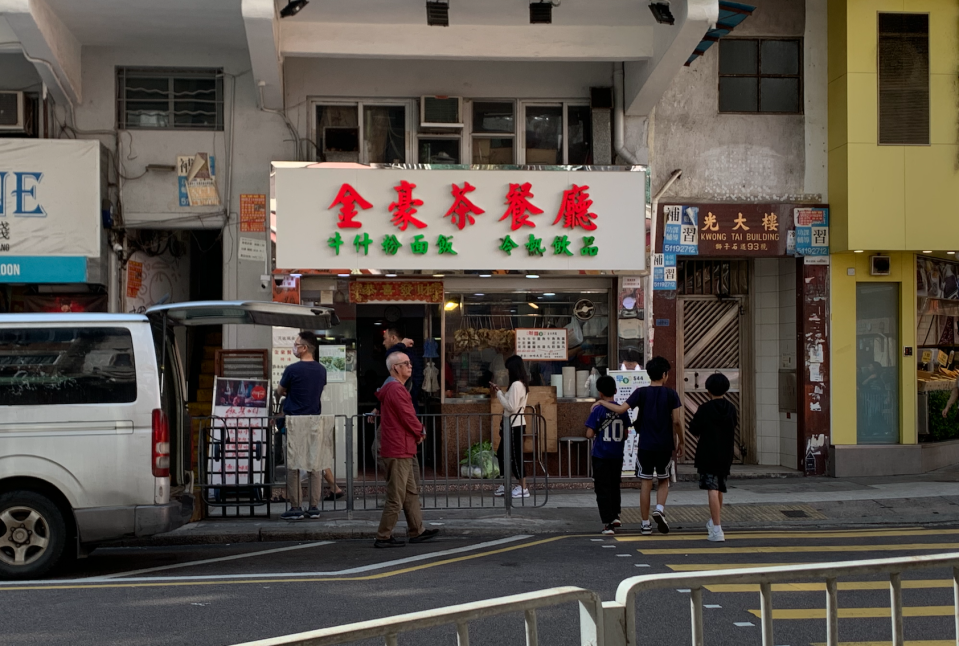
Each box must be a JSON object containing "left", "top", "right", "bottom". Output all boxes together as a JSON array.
[{"left": 685, "top": 1, "right": 756, "bottom": 67}]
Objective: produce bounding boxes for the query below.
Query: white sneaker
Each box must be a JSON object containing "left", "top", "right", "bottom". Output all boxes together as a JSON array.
[
  {"left": 494, "top": 485, "right": 505, "bottom": 497},
  {"left": 706, "top": 518, "right": 714, "bottom": 534},
  {"left": 511, "top": 486, "right": 530, "bottom": 498},
  {"left": 708, "top": 526, "right": 725, "bottom": 542}
]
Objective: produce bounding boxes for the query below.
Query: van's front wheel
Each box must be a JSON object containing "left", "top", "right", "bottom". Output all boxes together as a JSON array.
[{"left": 0, "top": 491, "right": 66, "bottom": 580}]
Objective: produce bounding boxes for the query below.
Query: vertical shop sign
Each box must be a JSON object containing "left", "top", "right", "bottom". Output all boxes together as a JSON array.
[
  {"left": 794, "top": 208, "right": 829, "bottom": 258},
  {"left": 653, "top": 253, "right": 677, "bottom": 290},
  {"left": 663, "top": 205, "right": 699, "bottom": 255},
  {"left": 240, "top": 194, "right": 267, "bottom": 233}
]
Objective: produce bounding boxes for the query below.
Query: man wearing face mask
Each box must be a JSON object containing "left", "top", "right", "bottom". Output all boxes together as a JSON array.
[{"left": 276, "top": 331, "right": 341, "bottom": 520}]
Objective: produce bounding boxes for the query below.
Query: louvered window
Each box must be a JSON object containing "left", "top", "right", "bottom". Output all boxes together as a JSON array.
[
  {"left": 117, "top": 67, "right": 223, "bottom": 131},
  {"left": 878, "top": 13, "right": 929, "bottom": 145}
]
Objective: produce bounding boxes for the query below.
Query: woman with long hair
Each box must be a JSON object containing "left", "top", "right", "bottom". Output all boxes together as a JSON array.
[{"left": 490, "top": 355, "right": 530, "bottom": 498}]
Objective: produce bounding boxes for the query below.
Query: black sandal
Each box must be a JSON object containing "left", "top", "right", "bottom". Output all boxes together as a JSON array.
[{"left": 323, "top": 491, "right": 345, "bottom": 501}]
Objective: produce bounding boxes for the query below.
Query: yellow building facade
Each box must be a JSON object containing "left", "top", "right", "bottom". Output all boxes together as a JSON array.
[{"left": 829, "top": 0, "right": 959, "bottom": 475}]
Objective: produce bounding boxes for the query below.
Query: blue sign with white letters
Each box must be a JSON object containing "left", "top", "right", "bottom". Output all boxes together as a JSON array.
[{"left": 0, "top": 256, "right": 86, "bottom": 283}]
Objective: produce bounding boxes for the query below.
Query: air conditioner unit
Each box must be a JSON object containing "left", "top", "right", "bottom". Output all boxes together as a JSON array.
[
  {"left": 0, "top": 91, "right": 25, "bottom": 131},
  {"left": 420, "top": 96, "right": 463, "bottom": 128}
]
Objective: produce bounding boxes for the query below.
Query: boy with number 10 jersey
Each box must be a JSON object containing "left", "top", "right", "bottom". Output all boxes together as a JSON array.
[{"left": 585, "top": 376, "right": 631, "bottom": 535}]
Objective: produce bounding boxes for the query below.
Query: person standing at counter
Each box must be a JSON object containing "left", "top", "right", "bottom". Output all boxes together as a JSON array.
[{"left": 490, "top": 355, "right": 530, "bottom": 499}]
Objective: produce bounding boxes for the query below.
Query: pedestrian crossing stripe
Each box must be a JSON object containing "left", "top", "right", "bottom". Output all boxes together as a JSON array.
[
  {"left": 707, "top": 580, "right": 954, "bottom": 593},
  {"left": 640, "top": 543, "right": 959, "bottom": 555},
  {"left": 748, "top": 606, "right": 957, "bottom": 619},
  {"left": 615, "top": 528, "right": 959, "bottom": 542},
  {"left": 811, "top": 641, "right": 954, "bottom": 645}
]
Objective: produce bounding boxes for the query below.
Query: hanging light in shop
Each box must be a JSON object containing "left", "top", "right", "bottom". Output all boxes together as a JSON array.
[{"left": 444, "top": 300, "right": 459, "bottom": 311}]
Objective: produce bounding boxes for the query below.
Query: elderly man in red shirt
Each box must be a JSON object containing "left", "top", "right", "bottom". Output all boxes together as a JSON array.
[{"left": 373, "top": 351, "right": 439, "bottom": 548}]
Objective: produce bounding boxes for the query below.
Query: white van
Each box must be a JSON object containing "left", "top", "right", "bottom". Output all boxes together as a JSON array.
[{"left": 0, "top": 301, "right": 336, "bottom": 579}]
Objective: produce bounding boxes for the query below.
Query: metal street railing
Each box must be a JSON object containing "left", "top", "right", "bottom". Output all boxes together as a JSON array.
[
  {"left": 609, "top": 551, "right": 959, "bottom": 646},
  {"left": 231, "top": 586, "right": 604, "bottom": 646},
  {"left": 229, "top": 552, "right": 959, "bottom": 646}
]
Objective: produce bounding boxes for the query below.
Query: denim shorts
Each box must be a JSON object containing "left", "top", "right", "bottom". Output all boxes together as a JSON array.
[{"left": 698, "top": 472, "right": 727, "bottom": 493}]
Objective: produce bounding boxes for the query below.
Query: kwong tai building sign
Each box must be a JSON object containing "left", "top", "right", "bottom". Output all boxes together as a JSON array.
[{"left": 274, "top": 165, "right": 646, "bottom": 271}]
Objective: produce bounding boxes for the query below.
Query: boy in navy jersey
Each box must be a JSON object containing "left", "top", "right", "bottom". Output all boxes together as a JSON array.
[{"left": 585, "top": 376, "right": 631, "bottom": 535}]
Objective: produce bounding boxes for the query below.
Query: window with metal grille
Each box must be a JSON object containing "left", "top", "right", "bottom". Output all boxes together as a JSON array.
[
  {"left": 718, "top": 39, "right": 803, "bottom": 114},
  {"left": 677, "top": 260, "right": 750, "bottom": 296},
  {"left": 878, "top": 13, "right": 929, "bottom": 145},
  {"left": 116, "top": 67, "right": 223, "bottom": 130}
]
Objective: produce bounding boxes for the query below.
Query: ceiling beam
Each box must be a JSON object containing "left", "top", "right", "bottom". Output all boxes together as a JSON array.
[
  {"left": 623, "top": 0, "right": 718, "bottom": 115},
  {"left": 242, "top": 0, "right": 283, "bottom": 110},
  {"left": 0, "top": 0, "right": 81, "bottom": 105},
  {"left": 280, "top": 23, "right": 654, "bottom": 61}
]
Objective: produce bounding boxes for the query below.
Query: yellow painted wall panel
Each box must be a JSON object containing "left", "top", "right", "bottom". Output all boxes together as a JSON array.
[
  {"left": 846, "top": 73, "right": 877, "bottom": 145},
  {"left": 915, "top": 0, "right": 959, "bottom": 75},
  {"left": 830, "top": 251, "right": 917, "bottom": 445},
  {"left": 846, "top": 0, "right": 904, "bottom": 74},
  {"left": 829, "top": 144, "right": 850, "bottom": 252},
  {"left": 828, "top": 0, "right": 848, "bottom": 83},
  {"left": 828, "top": 75, "right": 849, "bottom": 151},
  {"left": 930, "top": 73, "right": 959, "bottom": 145},
  {"left": 846, "top": 143, "right": 906, "bottom": 250},
  {"left": 904, "top": 145, "right": 959, "bottom": 250}
]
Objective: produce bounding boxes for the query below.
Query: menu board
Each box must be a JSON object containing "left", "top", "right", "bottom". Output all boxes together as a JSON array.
[
  {"left": 608, "top": 370, "right": 651, "bottom": 475},
  {"left": 515, "top": 328, "right": 568, "bottom": 361}
]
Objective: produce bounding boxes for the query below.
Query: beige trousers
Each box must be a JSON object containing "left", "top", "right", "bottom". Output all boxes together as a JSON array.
[
  {"left": 376, "top": 457, "right": 425, "bottom": 540},
  {"left": 287, "top": 470, "right": 321, "bottom": 509}
]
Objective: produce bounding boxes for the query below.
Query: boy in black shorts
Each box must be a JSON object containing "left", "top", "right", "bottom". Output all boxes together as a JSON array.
[
  {"left": 598, "top": 356, "right": 683, "bottom": 535},
  {"left": 689, "top": 373, "right": 737, "bottom": 542}
]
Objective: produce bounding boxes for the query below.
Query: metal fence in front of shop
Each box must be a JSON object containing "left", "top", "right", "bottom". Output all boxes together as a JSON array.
[{"left": 193, "top": 409, "right": 549, "bottom": 518}]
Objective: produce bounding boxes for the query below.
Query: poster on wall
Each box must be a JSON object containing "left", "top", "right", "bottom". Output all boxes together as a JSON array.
[
  {"left": 124, "top": 250, "right": 187, "bottom": 314},
  {"left": 794, "top": 208, "right": 829, "bottom": 257},
  {"left": 608, "top": 370, "right": 651, "bottom": 475},
  {"left": 209, "top": 377, "right": 269, "bottom": 487},
  {"left": 177, "top": 153, "right": 219, "bottom": 207},
  {"left": 317, "top": 345, "right": 347, "bottom": 383},
  {"left": 240, "top": 194, "right": 267, "bottom": 232},
  {"left": 653, "top": 253, "right": 677, "bottom": 291},
  {"left": 663, "top": 205, "right": 699, "bottom": 255},
  {"left": 515, "top": 328, "right": 568, "bottom": 361}
]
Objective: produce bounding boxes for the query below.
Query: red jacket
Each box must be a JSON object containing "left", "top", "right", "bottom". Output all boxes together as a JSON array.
[{"left": 376, "top": 378, "right": 422, "bottom": 459}]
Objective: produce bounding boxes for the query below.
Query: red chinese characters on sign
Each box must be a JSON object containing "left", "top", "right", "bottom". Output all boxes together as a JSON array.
[
  {"left": 553, "top": 184, "right": 597, "bottom": 231},
  {"left": 328, "top": 184, "right": 372, "bottom": 229},
  {"left": 389, "top": 180, "right": 427, "bottom": 231},
  {"left": 499, "top": 182, "right": 543, "bottom": 230},
  {"left": 444, "top": 182, "right": 485, "bottom": 230}
]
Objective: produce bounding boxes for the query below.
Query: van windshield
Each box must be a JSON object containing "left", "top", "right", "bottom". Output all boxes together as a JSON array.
[{"left": 0, "top": 327, "right": 137, "bottom": 406}]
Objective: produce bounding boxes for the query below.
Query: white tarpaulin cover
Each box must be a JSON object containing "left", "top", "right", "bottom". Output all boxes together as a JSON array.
[
  {"left": 275, "top": 166, "right": 646, "bottom": 271},
  {"left": 0, "top": 139, "right": 101, "bottom": 257}
]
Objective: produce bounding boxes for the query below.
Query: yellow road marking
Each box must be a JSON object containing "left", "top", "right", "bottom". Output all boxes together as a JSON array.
[
  {"left": 641, "top": 543, "right": 959, "bottom": 555},
  {"left": 0, "top": 535, "right": 572, "bottom": 592},
  {"left": 707, "top": 580, "right": 953, "bottom": 593},
  {"left": 667, "top": 563, "right": 798, "bottom": 571},
  {"left": 748, "top": 606, "right": 957, "bottom": 619},
  {"left": 811, "top": 641, "right": 955, "bottom": 645},
  {"left": 615, "top": 528, "right": 959, "bottom": 542}
]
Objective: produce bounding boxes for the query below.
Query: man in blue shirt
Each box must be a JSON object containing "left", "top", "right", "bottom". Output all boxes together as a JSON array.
[
  {"left": 277, "top": 331, "right": 338, "bottom": 520},
  {"left": 585, "top": 376, "right": 630, "bottom": 535},
  {"left": 597, "top": 356, "right": 684, "bottom": 535}
]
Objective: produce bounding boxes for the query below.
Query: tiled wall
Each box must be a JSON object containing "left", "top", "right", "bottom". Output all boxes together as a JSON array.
[
  {"left": 779, "top": 258, "right": 798, "bottom": 468},
  {"left": 754, "top": 259, "right": 782, "bottom": 465}
]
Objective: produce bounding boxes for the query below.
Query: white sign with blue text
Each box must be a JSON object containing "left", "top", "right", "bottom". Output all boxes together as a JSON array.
[
  {"left": 608, "top": 369, "right": 651, "bottom": 475},
  {"left": 663, "top": 205, "right": 699, "bottom": 255}
]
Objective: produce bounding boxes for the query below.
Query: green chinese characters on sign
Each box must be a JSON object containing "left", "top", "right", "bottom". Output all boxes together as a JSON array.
[
  {"left": 499, "top": 235, "right": 520, "bottom": 256},
  {"left": 580, "top": 236, "right": 598, "bottom": 256},
  {"left": 525, "top": 234, "right": 545, "bottom": 256},
  {"left": 382, "top": 234, "right": 402, "bottom": 255},
  {"left": 551, "top": 235, "right": 573, "bottom": 256},
  {"left": 354, "top": 233, "right": 372, "bottom": 255},
  {"left": 411, "top": 234, "right": 429, "bottom": 255},
  {"left": 437, "top": 235, "right": 457, "bottom": 255},
  {"left": 328, "top": 232, "right": 344, "bottom": 255}
]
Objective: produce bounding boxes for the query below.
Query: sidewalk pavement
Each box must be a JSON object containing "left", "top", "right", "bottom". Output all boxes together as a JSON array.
[{"left": 137, "top": 464, "right": 959, "bottom": 547}]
